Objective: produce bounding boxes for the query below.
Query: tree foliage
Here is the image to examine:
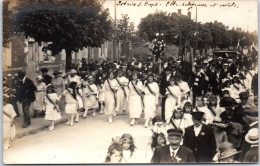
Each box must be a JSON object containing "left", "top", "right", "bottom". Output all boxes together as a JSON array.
[
  {"left": 116, "top": 14, "right": 135, "bottom": 41},
  {"left": 3, "top": 1, "right": 13, "bottom": 47},
  {"left": 14, "top": 0, "right": 113, "bottom": 70},
  {"left": 138, "top": 12, "right": 257, "bottom": 53}
]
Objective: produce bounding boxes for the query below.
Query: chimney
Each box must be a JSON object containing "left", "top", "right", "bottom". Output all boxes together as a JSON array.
[
  {"left": 214, "top": 20, "right": 217, "bottom": 24},
  {"left": 178, "top": 9, "right": 181, "bottom": 15},
  {"left": 188, "top": 11, "right": 191, "bottom": 19}
]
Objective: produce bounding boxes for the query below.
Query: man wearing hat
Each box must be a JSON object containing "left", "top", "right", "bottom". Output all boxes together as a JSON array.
[
  {"left": 243, "top": 128, "right": 258, "bottom": 163},
  {"left": 217, "top": 141, "right": 241, "bottom": 163},
  {"left": 184, "top": 112, "right": 216, "bottom": 163},
  {"left": 160, "top": 67, "right": 172, "bottom": 122},
  {"left": 41, "top": 68, "right": 52, "bottom": 85},
  {"left": 236, "top": 92, "right": 258, "bottom": 125},
  {"left": 151, "top": 129, "right": 196, "bottom": 163},
  {"left": 219, "top": 97, "right": 245, "bottom": 150},
  {"left": 16, "top": 71, "right": 37, "bottom": 128}
]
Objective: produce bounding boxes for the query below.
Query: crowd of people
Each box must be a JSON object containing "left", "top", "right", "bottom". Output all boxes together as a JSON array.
[{"left": 2, "top": 50, "right": 259, "bottom": 163}]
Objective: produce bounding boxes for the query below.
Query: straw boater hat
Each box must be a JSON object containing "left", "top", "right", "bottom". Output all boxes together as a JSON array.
[
  {"left": 245, "top": 128, "right": 258, "bottom": 144},
  {"left": 218, "top": 142, "right": 240, "bottom": 160}
]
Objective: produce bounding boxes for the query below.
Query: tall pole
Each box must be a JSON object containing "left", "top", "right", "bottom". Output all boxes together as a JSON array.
[
  {"left": 196, "top": 7, "right": 198, "bottom": 22},
  {"left": 113, "top": 0, "right": 117, "bottom": 61}
]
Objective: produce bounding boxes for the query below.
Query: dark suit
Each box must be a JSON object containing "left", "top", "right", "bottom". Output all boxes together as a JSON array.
[
  {"left": 184, "top": 124, "right": 216, "bottom": 163},
  {"left": 159, "top": 73, "right": 171, "bottom": 121},
  {"left": 243, "top": 146, "right": 258, "bottom": 163},
  {"left": 151, "top": 145, "right": 196, "bottom": 163},
  {"left": 17, "top": 77, "right": 37, "bottom": 126}
]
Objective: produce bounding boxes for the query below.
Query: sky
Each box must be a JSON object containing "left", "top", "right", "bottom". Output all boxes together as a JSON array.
[{"left": 103, "top": 0, "right": 258, "bottom": 32}]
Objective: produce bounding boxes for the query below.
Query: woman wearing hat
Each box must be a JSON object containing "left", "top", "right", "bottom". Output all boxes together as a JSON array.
[
  {"left": 128, "top": 71, "right": 144, "bottom": 126},
  {"left": 165, "top": 76, "right": 181, "bottom": 125},
  {"left": 33, "top": 75, "right": 47, "bottom": 118},
  {"left": 104, "top": 72, "right": 118, "bottom": 123},
  {"left": 3, "top": 93, "right": 17, "bottom": 150},
  {"left": 143, "top": 73, "right": 159, "bottom": 128},
  {"left": 51, "top": 71, "right": 64, "bottom": 96},
  {"left": 216, "top": 142, "right": 240, "bottom": 163}
]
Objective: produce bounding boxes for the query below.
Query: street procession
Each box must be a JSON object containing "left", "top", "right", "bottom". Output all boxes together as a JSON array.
[{"left": 2, "top": 0, "right": 259, "bottom": 164}]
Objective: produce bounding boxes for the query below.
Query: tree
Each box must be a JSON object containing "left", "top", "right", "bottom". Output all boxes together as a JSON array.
[
  {"left": 197, "top": 23, "right": 212, "bottom": 54},
  {"left": 3, "top": 1, "right": 13, "bottom": 47},
  {"left": 14, "top": 0, "right": 113, "bottom": 71},
  {"left": 116, "top": 14, "right": 135, "bottom": 41},
  {"left": 138, "top": 11, "right": 179, "bottom": 44}
]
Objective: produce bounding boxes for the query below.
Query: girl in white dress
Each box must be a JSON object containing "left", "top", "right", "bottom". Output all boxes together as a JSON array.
[
  {"left": 33, "top": 75, "right": 47, "bottom": 118},
  {"left": 82, "top": 75, "right": 99, "bottom": 118},
  {"left": 143, "top": 74, "right": 159, "bottom": 127},
  {"left": 176, "top": 75, "right": 191, "bottom": 102},
  {"left": 230, "top": 75, "right": 246, "bottom": 103},
  {"left": 63, "top": 82, "right": 78, "bottom": 126},
  {"left": 104, "top": 72, "right": 118, "bottom": 123},
  {"left": 3, "top": 94, "right": 16, "bottom": 150},
  {"left": 120, "top": 133, "right": 137, "bottom": 163},
  {"left": 128, "top": 72, "right": 144, "bottom": 126},
  {"left": 115, "top": 70, "right": 129, "bottom": 116},
  {"left": 165, "top": 76, "right": 181, "bottom": 124},
  {"left": 44, "top": 85, "right": 62, "bottom": 130},
  {"left": 98, "top": 72, "right": 107, "bottom": 114}
]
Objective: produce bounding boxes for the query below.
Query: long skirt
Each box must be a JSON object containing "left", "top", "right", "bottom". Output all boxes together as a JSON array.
[
  {"left": 129, "top": 95, "right": 143, "bottom": 119},
  {"left": 104, "top": 91, "right": 116, "bottom": 115},
  {"left": 144, "top": 95, "right": 156, "bottom": 119},
  {"left": 115, "top": 88, "right": 127, "bottom": 112},
  {"left": 165, "top": 96, "right": 178, "bottom": 123},
  {"left": 84, "top": 95, "right": 99, "bottom": 109},
  {"left": 33, "top": 91, "right": 45, "bottom": 111}
]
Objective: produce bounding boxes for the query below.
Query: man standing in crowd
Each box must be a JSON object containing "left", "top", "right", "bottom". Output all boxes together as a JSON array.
[
  {"left": 16, "top": 71, "right": 37, "bottom": 128},
  {"left": 41, "top": 68, "right": 52, "bottom": 85},
  {"left": 159, "top": 67, "right": 171, "bottom": 122},
  {"left": 184, "top": 112, "right": 216, "bottom": 163},
  {"left": 151, "top": 129, "right": 196, "bottom": 163}
]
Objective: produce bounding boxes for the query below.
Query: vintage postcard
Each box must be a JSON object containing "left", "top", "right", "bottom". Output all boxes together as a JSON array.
[{"left": 2, "top": 0, "right": 258, "bottom": 164}]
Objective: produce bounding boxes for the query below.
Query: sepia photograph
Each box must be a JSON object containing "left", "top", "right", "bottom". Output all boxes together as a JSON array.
[{"left": 2, "top": 0, "right": 258, "bottom": 164}]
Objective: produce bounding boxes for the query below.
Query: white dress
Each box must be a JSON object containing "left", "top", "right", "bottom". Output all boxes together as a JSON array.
[
  {"left": 178, "top": 81, "right": 191, "bottom": 102},
  {"left": 45, "top": 93, "right": 62, "bottom": 121},
  {"left": 104, "top": 79, "right": 118, "bottom": 115},
  {"left": 33, "top": 82, "right": 46, "bottom": 111},
  {"left": 115, "top": 76, "right": 129, "bottom": 112},
  {"left": 165, "top": 85, "right": 181, "bottom": 124},
  {"left": 64, "top": 89, "right": 78, "bottom": 115},
  {"left": 82, "top": 83, "right": 99, "bottom": 109},
  {"left": 3, "top": 104, "right": 16, "bottom": 139},
  {"left": 128, "top": 80, "right": 143, "bottom": 119},
  {"left": 143, "top": 82, "right": 159, "bottom": 119}
]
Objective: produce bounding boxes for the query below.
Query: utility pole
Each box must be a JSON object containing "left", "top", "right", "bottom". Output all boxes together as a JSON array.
[
  {"left": 113, "top": 0, "right": 117, "bottom": 61},
  {"left": 196, "top": 7, "right": 197, "bottom": 22}
]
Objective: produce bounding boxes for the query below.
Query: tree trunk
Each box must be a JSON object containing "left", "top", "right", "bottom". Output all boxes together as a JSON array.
[{"left": 65, "top": 48, "right": 72, "bottom": 72}]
